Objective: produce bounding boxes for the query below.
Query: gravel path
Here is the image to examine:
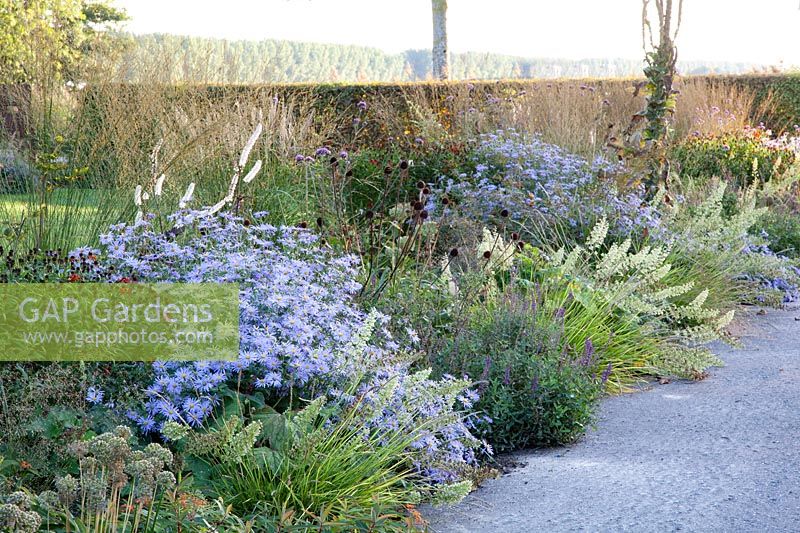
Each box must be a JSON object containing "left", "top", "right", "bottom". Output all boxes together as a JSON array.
[{"left": 425, "top": 307, "right": 800, "bottom": 532}]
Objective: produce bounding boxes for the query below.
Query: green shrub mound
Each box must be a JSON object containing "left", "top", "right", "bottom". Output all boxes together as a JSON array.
[{"left": 439, "top": 295, "right": 601, "bottom": 452}]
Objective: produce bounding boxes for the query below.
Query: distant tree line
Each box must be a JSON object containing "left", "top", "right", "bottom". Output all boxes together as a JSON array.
[{"left": 116, "top": 33, "right": 758, "bottom": 84}]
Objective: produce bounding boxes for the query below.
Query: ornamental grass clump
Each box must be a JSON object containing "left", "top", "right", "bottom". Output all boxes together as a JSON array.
[
  {"left": 658, "top": 181, "right": 800, "bottom": 308},
  {"left": 544, "top": 215, "right": 732, "bottom": 381},
  {"left": 163, "top": 390, "right": 473, "bottom": 524},
  {"left": 512, "top": 245, "right": 660, "bottom": 390}
]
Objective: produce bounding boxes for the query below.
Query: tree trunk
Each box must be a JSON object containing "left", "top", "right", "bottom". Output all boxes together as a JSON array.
[{"left": 431, "top": 0, "right": 449, "bottom": 80}]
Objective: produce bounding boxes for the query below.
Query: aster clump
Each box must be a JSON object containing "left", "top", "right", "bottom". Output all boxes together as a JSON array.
[
  {"left": 739, "top": 241, "right": 800, "bottom": 305},
  {"left": 98, "top": 210, "right": 383, "bottom": 423},
  {"left": 92, "top": 210, "right": 484, "bottom": 485},
  {"left": 433, "top": 129, "right": 661, "bottom": 242}
]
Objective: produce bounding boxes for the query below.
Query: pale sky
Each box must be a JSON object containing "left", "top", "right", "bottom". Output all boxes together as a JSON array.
[{"left": 116, "top": 0, "right": 800, "bottom": 66}]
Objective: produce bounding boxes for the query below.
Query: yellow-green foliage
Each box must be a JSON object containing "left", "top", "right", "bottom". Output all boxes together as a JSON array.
[
  {"left": 661, "top": 182, "right": 765, "bottom": 253},
  {"left": 550, "top": 216, "right": 730, "bottom": 378},
  {"left": 658, "top": 181, "right": 796, "bottom": 308}
]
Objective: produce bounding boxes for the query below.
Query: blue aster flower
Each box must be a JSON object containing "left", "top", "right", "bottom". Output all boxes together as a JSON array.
[{"left": 86, "top": 387, "right": 104, "bottom": 405}]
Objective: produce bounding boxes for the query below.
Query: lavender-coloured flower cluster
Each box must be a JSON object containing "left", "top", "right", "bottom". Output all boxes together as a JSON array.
[
  {"left": 741, "top": 241, "right": 800, "bottom": 304},
  {"left": 92, "top": 211, "right": 483, "bottom": 480},
  {"left": 434, "top": 130, "right": 661, "bottom": 238}
]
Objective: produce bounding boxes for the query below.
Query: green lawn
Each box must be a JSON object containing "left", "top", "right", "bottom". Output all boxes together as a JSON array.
[{"left": 0, "top": 189, "right": 132, "bottom": 250}]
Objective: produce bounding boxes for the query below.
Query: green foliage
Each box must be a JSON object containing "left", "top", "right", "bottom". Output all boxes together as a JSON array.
[
  {"left": 342, "top": 147, "right": 469, "bottom": 214},
  {"left": 0, "top": 0, "right": 126, "bottom": 84},
  {"left": 512, "top": 212, "right": 731, "bottom": 386},
  {"left": 171, "top": 396, "right": 438, "bottom": 527},
  {"left": 0, "top": 362, "right": 151, "bottom": 491},
  {"left": 660, "top": 181, "right": 770, "bottom": 304},
  {"left": 755, "top": 209, "right": 800, "bottom": 258},
  {"left": 672, "top": 129, "right": 795, "bottom": 187},
  {"left": 514, "top": 245, "right": 661, "bottom": 390},
  {"left": 438, "top": 292, "right": 601, "bottom": 452},
  {"left": 553, "top": 215, "right": 734, "bottom": 345},
  {"left": 642, "top": 50, "right": 677, "bottom": 145}
]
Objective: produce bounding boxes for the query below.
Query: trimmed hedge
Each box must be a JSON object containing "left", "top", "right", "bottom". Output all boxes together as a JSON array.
[
  {"left": 695, "top": 73, "right": 800, "bottom": 131},
  {"left": 70, "top": 74, "right": 800, "bottom": 136}
]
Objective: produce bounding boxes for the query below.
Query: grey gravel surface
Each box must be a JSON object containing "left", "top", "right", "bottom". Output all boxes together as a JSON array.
[{"left": 424, "top": 307, "right": 800, "bottom": 533}]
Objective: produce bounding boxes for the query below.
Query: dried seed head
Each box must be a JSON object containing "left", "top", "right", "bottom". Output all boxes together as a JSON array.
[
  {"left": 483, "top": 250, "right": 492, "bottom": 259},
  {"left": 399, "top": 160, "right": 409, "bottom": 170},
  {"left": 449, "top": 248, "right": 459, "bottom": 258},
  {"left": 500, "top": 209, "right": 509, "bottom": 218},
  {"left": 416, "top": 180, "right": 425, "bottom": 189}
]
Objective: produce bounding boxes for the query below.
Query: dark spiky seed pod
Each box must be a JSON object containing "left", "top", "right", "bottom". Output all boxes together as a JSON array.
[
  {"left": 419, "top": 210, "right": 429, "bottom": 220},
  {"left": 399, "top": 160, "right": 409, "bottom": 170},
  {"left": 365, "top": 210, "right": 374, "bottom": 219},
  {"left": 516, "top": 241, "right": 525, "bottom": 251},
  {"left": 413, "top": 201, "right": 423, "bottom": 211},
  {"left": 416, "top": 180, "right": 425, "bottom": 189},
  {"left": 384, "top": 166, "right": 393, "bottom": 175},
  {"left": 422, "top": 187, "right": 430, "bottom": 195},
  {"left": 511, "top": 232, "right": 520, "bottom": 241},
  {"left": 483, "top": 250, "right": 492, "bottom": 259},
  {"left": 449, "top": 248, "right": 459, "bottom": 258},
  {"left": 345, "top": 169, "right": 354, "bottom": 177},
  {"left": 299, "top": 221, "right": 308, "bottom": 229},
  {"left": 329, "top": 156, "right": 338, "bottom": 165},
  {"left": 243, "top": 219, "right": 251, "bottom": 227},
  {"left": 442, "top": 197, "right": 450, "bottom": 205},
  {"left": 500, "top": 209, "right": 509, "bottom": 218},
  {"left": 316, "top": 217, "right": 324, "bottom": 227}
]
